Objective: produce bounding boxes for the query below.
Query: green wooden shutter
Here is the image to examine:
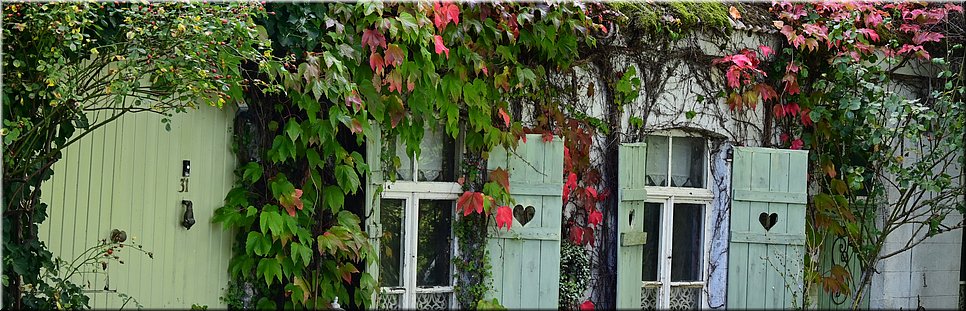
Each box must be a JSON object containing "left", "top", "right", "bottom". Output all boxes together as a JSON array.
[
  {"left": 40, "top": 105, "right": 238, "bottom": 308},
  {"left": 727, "top": 147, "right": 808, "bottom": 309},
  {"left": 365, "top": 122, "right": 383, "bottom": 298},
  {"left": 485, "top": 134, "right": 563, "bottom": 309},
  {"left": 616, "top": 143, "right": 648, "bottom": 309}
]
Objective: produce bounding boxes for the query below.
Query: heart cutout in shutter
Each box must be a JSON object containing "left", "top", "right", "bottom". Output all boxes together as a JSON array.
[
  {"left": 758, "top": 212, "right": 779, "bottom": 231},
  {"left": 513, "top": 204, "right": 536, "bottom": 226}
]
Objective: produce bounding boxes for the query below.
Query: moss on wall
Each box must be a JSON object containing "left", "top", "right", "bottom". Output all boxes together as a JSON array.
[{"left": 609, "top": 2, "right": 734, "bottom": 38}]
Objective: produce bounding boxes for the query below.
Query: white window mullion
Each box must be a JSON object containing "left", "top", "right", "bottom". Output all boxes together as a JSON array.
[
  {"left": 404, "top": 194, "right": 418, "bottom": 308},
  {"left": 659, "top": 197, "right": 674, "bottom": 308}
]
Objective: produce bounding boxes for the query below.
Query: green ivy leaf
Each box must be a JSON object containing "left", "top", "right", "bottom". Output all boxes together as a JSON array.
[
  {"left": 242, "top": 162, "right": 263, "bottom": 183},
  {"left": 256, "top": 258, "right": 283, "bottom": 285},
  {"left": 334, "top": 165, "right": 361, "bottom": 194},
  {"left": 323, "top": 185, "right": 344, "bottom": 213},
  {"left": 285, "top": 119, "right": 301, "bottom": 142}
]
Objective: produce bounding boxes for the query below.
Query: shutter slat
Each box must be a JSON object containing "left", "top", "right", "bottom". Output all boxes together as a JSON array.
[
  {"left": 620, "top": 188, "right": 648, "bottom": 201},
  {"left": 733, "top": 190, "right": 806, "bottom": 204},
  {"left": 620, "top": 231, "right": 648, "bottom": 246}
]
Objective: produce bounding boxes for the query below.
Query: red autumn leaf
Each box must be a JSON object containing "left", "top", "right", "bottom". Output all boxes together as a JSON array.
[
  {"left": 899, "top": 23, "right": 921, "bottom": 33},
  {"left": 349, "top": 119, "right": 364, "bottom": 134},
  {"left": 385, "top": 70, "right": 403, "bottom": 93},
  {"left": 345, "top": 90, "right": 364, "bottom": 112},
  {"left": 495, "top": 205, "right": 513, "bottom": 230},
  {"left": 542, "top": 132, "right": 554, "bottom": 142},
  {"left": 432, "top": 35, "right": 450, "bottom": 58},
  {"left": 801, "top": 108, "right": 813, "bottom": 126},
  {"left": 580, "top": 300, "right": 595, "bottom": 311},
  {"left": 361, "top": 28, "right": 386, "bottom": 52},
  {"left": 281, "top": 189, "right": 304, "bottom": 216},
  {"left": 481, "top": 64, "right": 489, "bottom": 76},
  {"left": 588, "top": 209, "right": 603, "bottom": 226},
  {"left": 773, "top": 104, "right": 787, "bottom": 118},
  {"left": 782, "top": 73, "right": 800, "bottom": 95},
  {"left": 912, "top": 31, "right": 944, "bottom": 45},
  {"left": 790, "top": 138, "right": 804, "bottom": 150},
  {"left": 725, "top": 67, "right": 741, "bottom": 89},
  {"left": 498, "top": 108, "right": 510, "bottom": 127},
  {"left": 384, "top": 44, "right": 404, "bottom": 67},
  {"left": 759, "top": 45, "right": 774, "bottom": 58},
  {"left": 754, "top": 83, "right": 778, "bottom": 102},
  {"left": 784, "top": 102, "right": 801, "bottom": 117},
  {"left": 369, "top": 51, "right": 385, "bottom": 76},
  {"left": 457, "top": 191, "right": 485, "bottom": 216},
  {"left": 583, "top": 226, "right": 595, "bottom": 246},
  {"left": 729, "top": 54, "right": 753, "bottom": 68},
  {"left": 585, "top": 186, "right": 598, "bottom": 199},
  {"left": 780, "top": 132, "right": 790, "bottom": 143},
  {"left": 569, "top": 226, "right": 584, "bottom": 244},
  {"left": 387, "top": 96, "right": 406, "bottom": 128},
  {"left": 489, "top": 167, "right": 510, "bottom": 191},
  {"left": 856, "top": 28, "right": 880, "bottom": 42},
  {"left": 864, "top": 11, "right": 883, "bottom": 27}
]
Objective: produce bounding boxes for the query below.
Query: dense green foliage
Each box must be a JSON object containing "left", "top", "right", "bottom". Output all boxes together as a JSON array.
[
  {"left": 210, "top": 2, "right": 604, "bottom": 308},
  {"left": 1, "top": 2, "right": 269, "bottom": 308}
]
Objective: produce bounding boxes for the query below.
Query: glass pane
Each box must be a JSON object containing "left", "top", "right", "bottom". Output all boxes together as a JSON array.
[
  {"left": 416, "top": 200, "right": 453, "bottom": 286},
  {"left": 670, "top": 203, "right": 704, "bottom": 282},
  {"left": 645, "top": 136, "right": 670, "bottom": 186},
  {"left": 642, "top": 203, "right": 662, "bottom": 281},
  {"left": 670, "top": 137, "right": 706, "bottom": 188},
  {"left": 380, "top": 199, "right": 405, "bottom": 287},
  {"left": 393, "top": 137, "right": 414, "bottom": 181},
  {"left": 416, "top": 128, "right": 456, "bottom": 182}
]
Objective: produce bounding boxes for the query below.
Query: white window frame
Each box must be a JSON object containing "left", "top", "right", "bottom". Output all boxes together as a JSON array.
[
  {"left": 642, "top": 130, "right": 713, "bottom": 310},
  {"left": 378, "top": 129, "right": 462, "bottom": 309}
]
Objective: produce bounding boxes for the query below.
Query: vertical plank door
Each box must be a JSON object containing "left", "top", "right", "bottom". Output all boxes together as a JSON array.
[{"left": 40, "top": 105, "right": 237, "bottom": 308}]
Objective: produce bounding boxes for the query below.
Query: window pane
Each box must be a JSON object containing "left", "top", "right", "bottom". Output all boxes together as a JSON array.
[
  {"left": 642, "top": 203, "right": 662, "bottom": 281},
  {"left": 416, "top": 129, "right": 456, "bottom": 182},
  {"left": 390, "top": 136, "right": 414, "bottom": 181},
  {"left": 645, "top": 136, "right": 670, "bottom": 187},
  {"left": 670, "top": 137, "right": 706, "bottom": 188},
  {"left": 380, "top": 199, "right": 405, "bottom": 287},
  {"left": 416, "top": 200, "right": 453, "bottom": 286},
  {"left": 670, "top": 203, "right": 704, "bottom": 282}
]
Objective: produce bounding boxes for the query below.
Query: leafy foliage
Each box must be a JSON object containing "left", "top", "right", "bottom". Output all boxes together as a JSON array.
[
  {"left": 716, "top": 2, "right": 965, "bottom": 308},
  {"left": 213, "top": 1, "right": 606, "bottom": 309},
  {"left": 2, "top": 2, "right": 269, "bottom": 308}
]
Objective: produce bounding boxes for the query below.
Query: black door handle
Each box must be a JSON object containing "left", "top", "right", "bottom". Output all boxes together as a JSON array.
[{"left": 182, "top": 200, "right": 196, "bottom": 230}]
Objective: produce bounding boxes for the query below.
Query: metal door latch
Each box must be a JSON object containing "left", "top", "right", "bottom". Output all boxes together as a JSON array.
[{"left": 182, "top": 200, "right": 196, "bottom": 230}]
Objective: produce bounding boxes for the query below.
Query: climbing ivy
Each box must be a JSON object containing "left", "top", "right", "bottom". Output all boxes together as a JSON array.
[
  {"left": 716, "top": 2, "right": 965, "bottom": 308},
  {"left": 212, "top": 2, "right": 607, "bottom": 309}
]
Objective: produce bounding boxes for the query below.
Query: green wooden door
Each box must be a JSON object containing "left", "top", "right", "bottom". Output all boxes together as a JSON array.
[
  {"left": 727, "top": 147, "right": 808, "bottom": 309},
  {"left": 485, "top": 134, "right": 563, "bottom": 309},
  {"left": 39, "top": 105, "right": 237, "bottom": 309},
  {"left": 616, "top": 143, "right": 648, "bottom": 309}
]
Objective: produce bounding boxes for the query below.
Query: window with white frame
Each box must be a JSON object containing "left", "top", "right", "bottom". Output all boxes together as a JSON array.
[
  {"left": 377, "top": 128, "right": 461, "bottom": 310},
  {"left": 641, "top": 133, "right": 712, "bottom": 310}
]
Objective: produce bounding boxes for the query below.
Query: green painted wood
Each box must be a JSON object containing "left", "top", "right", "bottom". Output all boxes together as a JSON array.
[
  {"left": 620, "top": 188, "right": 648, "bottom": 202},
  {"left": 620, "top": 231, "right": 648, "bottom": 246},
  {"left": 733, "top": 190, "right": 807, "bottom": 203},
  {"left": 486, "top": 134, "right": 562, "bottom": 309},
  {"left": 616, "top": 142, "right": 647, "bottom": 309},
  {"left": 40, "top": 105, "right": 237, "bottom": 308},
  {"left": 365, "top": 122, "right": 383, "bottom": 302},
  {"left": 730, "top": 232, "right": 806, "bottom": 245},
  {"left": 727, "top": 147, "right": 808, "bottom": 309}
]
